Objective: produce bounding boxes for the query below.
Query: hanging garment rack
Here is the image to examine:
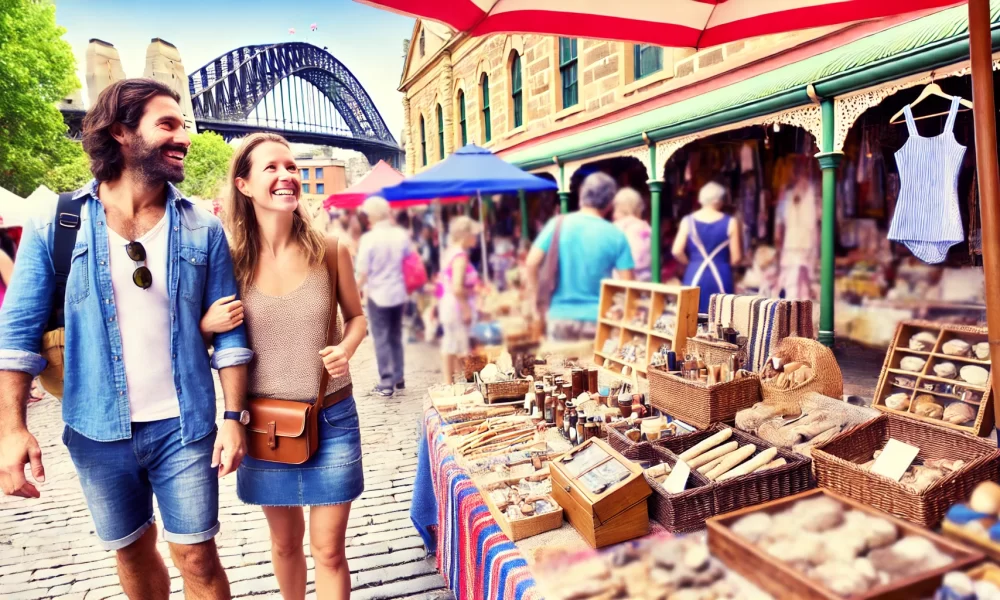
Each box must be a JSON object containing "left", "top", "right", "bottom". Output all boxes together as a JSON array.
[{"left": 890, "top": 82, "right": 974, "bottom": 124}]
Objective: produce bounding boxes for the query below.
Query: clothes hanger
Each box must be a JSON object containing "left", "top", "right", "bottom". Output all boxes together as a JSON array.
[{"left": 890, "top": 82, "right": 974, "bottom": 124}]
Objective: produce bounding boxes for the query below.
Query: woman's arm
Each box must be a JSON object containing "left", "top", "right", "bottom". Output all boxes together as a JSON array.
[
  {"left": 671, "top": 218, "right": 690, "bottom": 265},
  {"left": 728, "top": 218, "right": 743, "bottom": 265},
  {"left": 321, "top": 242, "right": 367, "bottom": 378},
  {"left": 0, "top": 249, "right": 13, "bottom": 286},
  {"left": 450, "top": 254, "right": 473, "bottom": 324}
]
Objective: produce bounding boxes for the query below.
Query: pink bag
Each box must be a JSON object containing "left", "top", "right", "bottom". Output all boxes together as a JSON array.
[{"left": 402, "top": 252, "right": 428, "bottom": 294}]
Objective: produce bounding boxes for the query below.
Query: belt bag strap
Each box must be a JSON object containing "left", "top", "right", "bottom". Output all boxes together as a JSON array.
[{"left": 246, "top": 236, "right": 342, "bottom": 465}]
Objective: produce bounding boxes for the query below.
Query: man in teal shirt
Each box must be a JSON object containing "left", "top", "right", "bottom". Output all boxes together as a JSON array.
[{"left": 526, "top": 172, "right": 635, "bottom": 340}]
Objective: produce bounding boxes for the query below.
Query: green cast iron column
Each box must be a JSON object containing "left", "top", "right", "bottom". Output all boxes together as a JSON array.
[
  {"left": 558, "top": 163, "right": 569, "bottom": 214},
  {"left": 518, "top": 189, "right": 529, "bottom": 242},
  {"left": 648, "top": 180, "right": 663, "bottom": 283},
  {"left": 816, "top": 98, "right": 842, "bottom": 348}
]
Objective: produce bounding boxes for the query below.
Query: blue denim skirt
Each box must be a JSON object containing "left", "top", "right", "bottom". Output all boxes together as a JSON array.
[{"left": 237, "top": 397, "right": 365, "bottom": 506}]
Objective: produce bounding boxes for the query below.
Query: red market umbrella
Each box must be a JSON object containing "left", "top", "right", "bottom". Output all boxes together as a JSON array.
[
  {"left": 358, "top": 0, "right": 1000, "bottom": 429},
  {"left": 324, "top": 160, "right": 404, "bottom": 210},
  {"left": 357, "top": 0, "right": 963, "bottom": 49}
]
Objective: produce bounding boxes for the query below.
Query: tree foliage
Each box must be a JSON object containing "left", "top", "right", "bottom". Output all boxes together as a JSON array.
[
  {"left": 0, "top": 0, "right": 79, "bottom": 196},
  {"left": 44, "top": 141, "right": 92, "bottom": 193},
  {"left": 177, "top": 132, "right": 233, "bottom": 200}
]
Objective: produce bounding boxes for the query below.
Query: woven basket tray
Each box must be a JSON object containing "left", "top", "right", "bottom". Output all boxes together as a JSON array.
[
  {"left": 648, "top": 366, "right": 761, "bottom": 429},
  {"left": 629, "top": 443, "right": 718, "bottom": 533},
  {"left": 603, "top": 419, "right": 699, "bottom": 457},
  {"left": 477, "top": 377, "right": 533, "bottom": 403},
  {"left": 654, "top": 423, "right": 814, "bottom": 515},
  {"left": 686, "top": 337, "right": 749, "bottom": 369},
  {"left": 812, "top": 413, "right": 1000, "bottom": 527}
]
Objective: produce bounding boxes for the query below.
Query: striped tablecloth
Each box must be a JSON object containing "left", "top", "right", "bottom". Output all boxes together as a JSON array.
[{"left": 412, "top": 407, "right": 540, "bottom": 600}]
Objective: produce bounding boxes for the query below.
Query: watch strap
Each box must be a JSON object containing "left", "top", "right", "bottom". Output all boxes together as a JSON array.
[{"left": 223, "top": 411, "right": 243, "bottom": 421}]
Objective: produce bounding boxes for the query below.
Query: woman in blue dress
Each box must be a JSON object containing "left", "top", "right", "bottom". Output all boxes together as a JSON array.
[{"left": 672, "top": 182, "right": 742, "bottom": 313}]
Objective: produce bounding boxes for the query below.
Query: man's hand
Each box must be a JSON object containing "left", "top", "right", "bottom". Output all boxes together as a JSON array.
[
  {"left": 212, "top": 420, "right": 246, "bottom": 478},
  {"left": 0, "top": 428, "right": 44, "bottom": 498},
  {"left": 320, "top": 345, "right": 351, "bottom": 379}
]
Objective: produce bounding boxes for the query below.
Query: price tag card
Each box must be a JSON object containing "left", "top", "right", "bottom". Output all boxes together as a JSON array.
[
  {"left": 664, "top": 459, "right": 691, "bottom": 494},
  {"left": 871, "top": 438, "right": 920, "bottom": 481}
]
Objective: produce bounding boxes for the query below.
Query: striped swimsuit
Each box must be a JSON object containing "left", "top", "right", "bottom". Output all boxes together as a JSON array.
[{"left": 887, "top": 96, "right": 966, "bottom": 264}]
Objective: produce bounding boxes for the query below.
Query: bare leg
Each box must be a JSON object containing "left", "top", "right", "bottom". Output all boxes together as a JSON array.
[
  {"left": 116, "top": 526, "right": 170, "bottom": 600},
  {"left": 262, "top": 506, "right": 307, "bottom": 599},
  {"left": 309, "top": 503, "right": 353, "bottom": 600},
  {"left": 169, "top": 539, "right": 231, "bottom": 600}
]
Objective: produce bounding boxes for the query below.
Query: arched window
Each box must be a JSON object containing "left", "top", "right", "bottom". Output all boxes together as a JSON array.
[
  {"left": 419, "top": 29, "right": 426, "bottom": 57},
  {"left": 436, "top": 104, "right": 444, "bottom": 160},
  {"left": 419, "top": 115, "right": 427, "bottom": 166},
  {"left": 510, "top": 53, "right": 523, "bottom": 128},
  {"left": 481, "top": 74, "right": 491, "bottom": 143},
  {"left": 458, "top": 90, "right": 467, "bottom": 146}
]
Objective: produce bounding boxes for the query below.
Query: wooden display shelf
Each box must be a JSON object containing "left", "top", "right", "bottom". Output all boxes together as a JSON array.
[
  {"left": 593, "top": 280, "right": 699, "bottom": 382},
  {"left": 708, "top": 488, "right": 985, "bottom": 600},
  {"left": 873, "top": 321, "right": 995, "bottom": 437}
]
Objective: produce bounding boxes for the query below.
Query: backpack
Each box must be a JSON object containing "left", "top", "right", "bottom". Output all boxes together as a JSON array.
[
  {"left": 37, "top": 192, "right": 82, "bottom": 398},
  {"left": 402, "top": 251, "right": 428, "bottom": 294}
]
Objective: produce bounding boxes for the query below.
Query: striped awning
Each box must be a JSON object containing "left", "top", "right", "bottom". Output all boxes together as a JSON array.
[{"left": 357, "top": 0, "right": 964, "bottom": 49}]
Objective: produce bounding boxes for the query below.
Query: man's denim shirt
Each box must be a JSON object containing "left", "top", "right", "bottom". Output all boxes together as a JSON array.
[{"left": 0, "top": 180, "right": 253, "bottom": 444}]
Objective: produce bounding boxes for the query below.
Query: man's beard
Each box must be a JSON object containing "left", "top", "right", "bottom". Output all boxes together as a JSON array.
[{"left": 126, "top": 133, "right": 186, "bottom": 185}]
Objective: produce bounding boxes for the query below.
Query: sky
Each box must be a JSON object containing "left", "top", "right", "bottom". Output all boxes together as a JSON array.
[{"left": 54, "top": 0, "right": 415, "bottom": 139}]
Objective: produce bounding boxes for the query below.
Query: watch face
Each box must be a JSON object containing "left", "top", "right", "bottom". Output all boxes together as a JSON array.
[{"left": 240, "top": 410, "right": 251, "bottom": 426}]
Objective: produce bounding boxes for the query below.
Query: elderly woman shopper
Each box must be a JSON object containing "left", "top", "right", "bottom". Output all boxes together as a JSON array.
[
  {"left": 613, "top": 187, "right": 652, "bottom": 281},
  {"left": 672, "top": 181, "right": 742, "bottom": 313},
  {"left": 437, "top": 216, "right": 482, "bottom": 384},
  {"left": 356, "top": 196, "right": 413, "bottom": 397}
]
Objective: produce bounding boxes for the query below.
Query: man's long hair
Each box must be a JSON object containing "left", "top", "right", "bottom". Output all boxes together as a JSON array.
[{"left": 81, "top": 78, "right": 180, "bottom": 182}]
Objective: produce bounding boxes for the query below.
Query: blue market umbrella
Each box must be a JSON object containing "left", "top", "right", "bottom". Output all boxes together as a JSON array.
[
  {"left": 380, "top": 144, "right": 558, "bottom": 201},
  {"left": 381, "top": 144, "right": 557, "bottom": 282}
]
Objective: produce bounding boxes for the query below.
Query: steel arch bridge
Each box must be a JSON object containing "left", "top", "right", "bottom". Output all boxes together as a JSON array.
[{"left": 189, "top": 42, "right": 402, "bottom": 167}]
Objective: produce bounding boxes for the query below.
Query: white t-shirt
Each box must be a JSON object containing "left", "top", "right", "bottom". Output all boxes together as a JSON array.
[{"left": 108, "top": 214, "right": 180, "bottom": 422}]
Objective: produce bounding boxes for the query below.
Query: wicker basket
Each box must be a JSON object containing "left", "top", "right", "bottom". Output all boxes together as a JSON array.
[
  {"left": 648, "top": 366, "right": 761, "bottom": 429},
  {"left": 603, "top": 419, "right": 698, "bottom": 457},
  {"left": 654, "top": 423, "right": 815, "bottom": 515},
  {"left": 630, "top": 443, "right": 718, "bottom": 533},
  {"left": 759, "top": 337, "right": 843, "bottom": 410},
  {"left": 477, "top": 377, "right": 533, "bottom": 403},
  {"left": 812, "top": 413, "right": 1000, "bottom": 527},
  {"left": 686, "top": 337, "right": 749, "bottom": 369},
  {"left": 462, "top": 354, "right": 489, "bottom": 380}
]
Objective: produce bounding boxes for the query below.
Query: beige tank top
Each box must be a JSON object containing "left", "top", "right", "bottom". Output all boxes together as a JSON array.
[{"left": 244, "top": 264, "right": 350, "bottom": 402}]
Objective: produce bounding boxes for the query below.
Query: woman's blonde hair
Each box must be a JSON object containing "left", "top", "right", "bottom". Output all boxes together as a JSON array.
[
  {"left": 447, "top": 215, "right": 481, "bottom": 245},
  {"left": 224, "top": 133, "right": 326, "bottom": 292},
  {"left": 613, "top": 187, "right": 644, "bottom": 218}
]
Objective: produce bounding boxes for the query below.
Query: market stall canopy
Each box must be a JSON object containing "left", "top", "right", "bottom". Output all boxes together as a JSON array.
[
  {"left": 324, "top": 160, "right": 404, "bottom": 210},
  {"left": 356, "top": 0, "right": 963, "bottom": 49},
  {"left": 379, "top": 144, "right": 558, "bottom": 201}
]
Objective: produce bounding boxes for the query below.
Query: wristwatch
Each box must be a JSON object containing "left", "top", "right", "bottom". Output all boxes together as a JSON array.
[{"left": 224, "top": 410, "right": 251, "bottom": 426}]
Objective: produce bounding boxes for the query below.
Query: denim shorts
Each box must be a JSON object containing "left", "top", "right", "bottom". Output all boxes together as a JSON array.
[
  {"left": 237, "top": 397, "right": 365, "bottom": 506},
  {"left": 63, "top": 418, "right": 219, "bottom": 551}
]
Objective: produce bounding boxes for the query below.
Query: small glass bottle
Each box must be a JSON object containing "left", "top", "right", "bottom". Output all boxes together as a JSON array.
[
  {"left": 576, "top": 413, "right": 586, "bottom": 444},
  {"left": 544, "top": 394, "right": 555, "bottom": 424},
  {"left": 564, "top": 400, "right": 576, "bottom": 438},
  {"left": 555, "top": 394, "right": 567, "bottom": 429},
  {"left": 567, "top": 403, "right": 578, "bottom": 444},
  {"left": 535, "top": 385, "right": 546, "bottom": 418}
]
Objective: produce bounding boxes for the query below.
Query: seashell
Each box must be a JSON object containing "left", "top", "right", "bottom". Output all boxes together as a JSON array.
[
  {"left": 942, "top": 339, "right": 972, "bottom": 357},
  {"left": 914, "top": 400, "right": 944, "bottom": 419},
  {"left": 914, "top": 393, "right": 936, "bottom": 405},
  {"left": 944, "top": 402, "right": 976, "bottom": 425},
  {"left": 909, "top": 331, "right": 938, "bottom": 351},
  {"left": 893, "top": 376, "right": 915, "bottom": 388},
  {"left": 975, "top": 342, "right": 991, "bottom": 360},
  {"left": 884, "top": 393, "right": 911, "bottom": 411},
  {"left": 933, "top": 362, "right": 958, "bottom": 379},
  {"left": 960, "top": 365, "right": 990, "bottom": 386},
  {"left": 899, "top": 356, "right": 927, "bottom": 372}
]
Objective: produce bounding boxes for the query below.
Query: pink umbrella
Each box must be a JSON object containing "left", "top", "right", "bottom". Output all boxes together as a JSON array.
[
  {"left": 357, "top": 0, "right": 963, "bottom": 49},
  {"left": 356, "top": 0, "right": 1000, "bottom": 425}
]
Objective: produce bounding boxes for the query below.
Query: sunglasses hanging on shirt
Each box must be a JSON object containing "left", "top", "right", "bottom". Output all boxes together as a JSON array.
[{"left": 125, "top": 241, "right": 153, "bottom": 289}]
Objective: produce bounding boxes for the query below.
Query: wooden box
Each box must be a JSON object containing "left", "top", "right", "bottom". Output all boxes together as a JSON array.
[
  {"left": 707, "top": 489, "right": 985, "bottom": 600},
  {"left": 593, "top": 280, "right": 699, "bottom": 383},
  {"left": 550, "top": 437, "right": 652, "bottom": 548},
  {"left": 478, "top": 476, "right": 563, "bottom": 542},
  {"left": 872, "top": 320, "right": 994, "bottom": 436}
]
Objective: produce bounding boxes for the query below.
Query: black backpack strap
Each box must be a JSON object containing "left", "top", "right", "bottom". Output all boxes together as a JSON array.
[{"left": 47, "top": 192, "right": 82, "bottom": 330}]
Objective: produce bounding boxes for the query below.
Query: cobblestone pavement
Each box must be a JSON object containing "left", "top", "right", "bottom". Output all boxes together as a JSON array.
[{"left": 0, "top": 338, "right": 455, "bottom": 600}]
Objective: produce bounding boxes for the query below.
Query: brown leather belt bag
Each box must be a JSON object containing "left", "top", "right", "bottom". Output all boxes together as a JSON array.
[{"left": 246, "top": 237, "right": 342, "bottom": 465}]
